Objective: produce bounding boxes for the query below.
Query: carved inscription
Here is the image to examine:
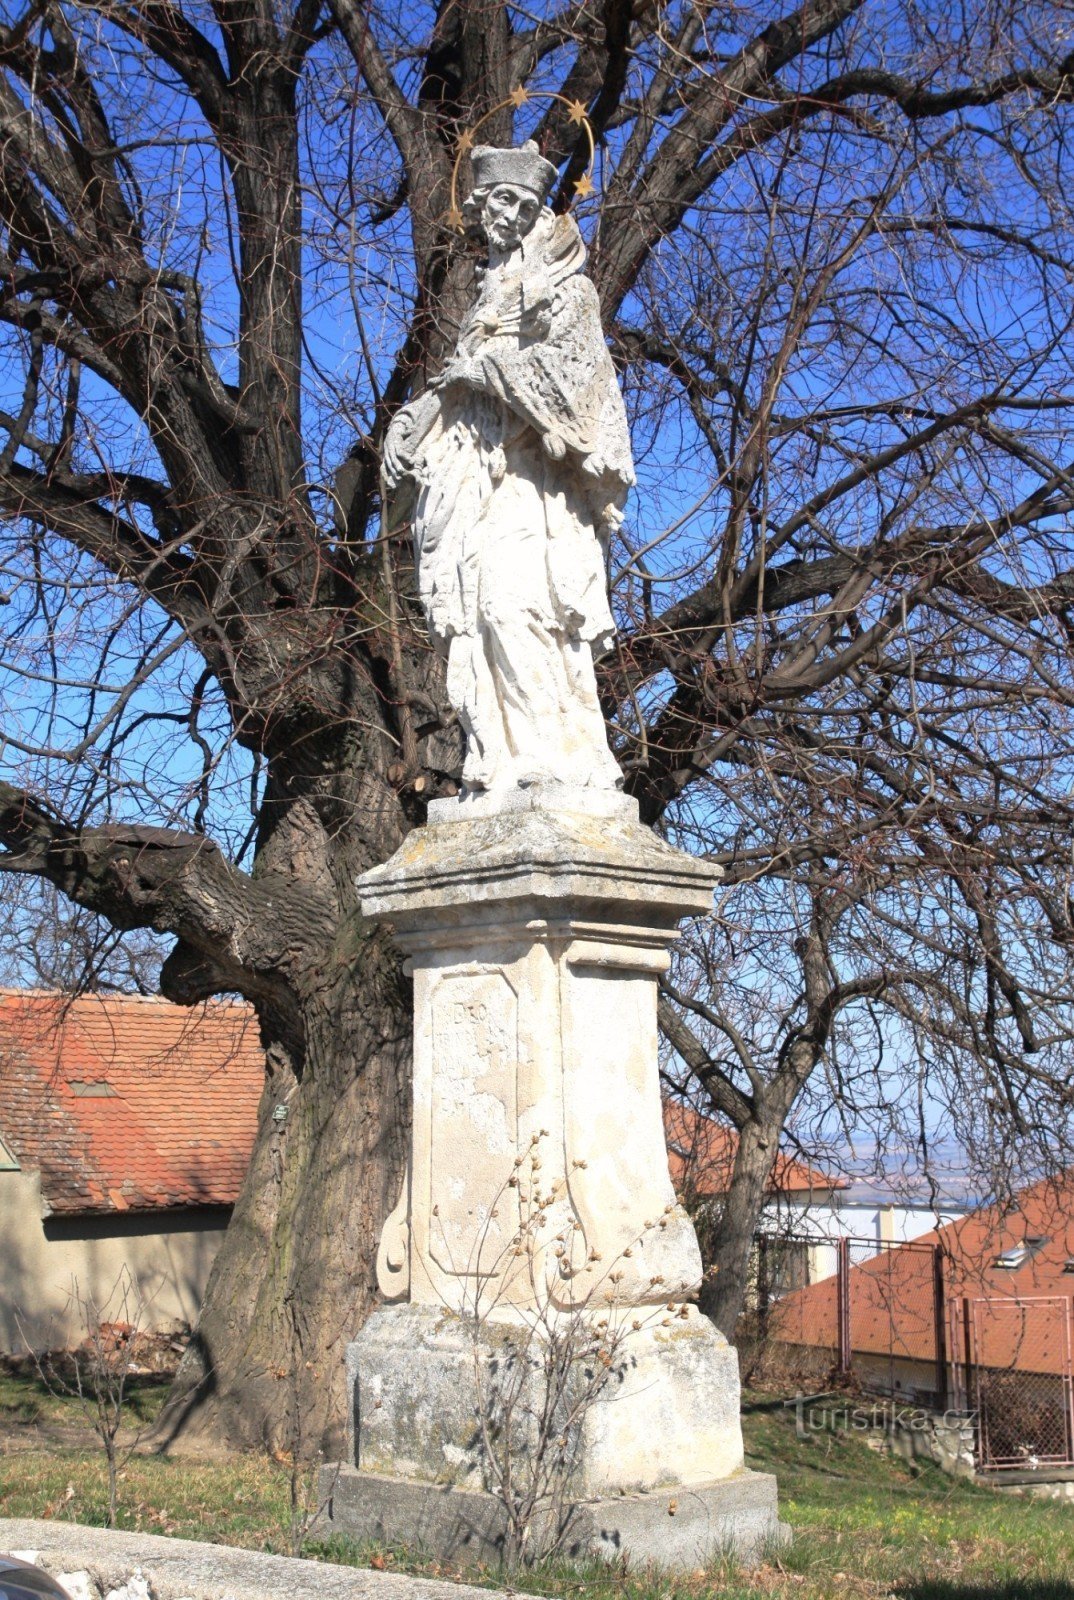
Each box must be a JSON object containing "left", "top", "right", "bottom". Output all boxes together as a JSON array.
[{"left": 428, "top": 971, "right": 518, "bottom": 1276}]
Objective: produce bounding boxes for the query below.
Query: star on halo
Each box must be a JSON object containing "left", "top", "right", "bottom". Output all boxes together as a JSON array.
[
  {"left": 574, "top": 172, "right": 595, "bottom": 198},
  {"left": 509, "top": 85, "right": 529, "bottom": 108},
  {"left": 566, "top": 99, "right": 589, "bottom": 124},
  {"left": 456, "top": 130, "right": 475, "bottom": 154},
  {"left": 445, "top": 207, "right": 465, "bottom": 231}
]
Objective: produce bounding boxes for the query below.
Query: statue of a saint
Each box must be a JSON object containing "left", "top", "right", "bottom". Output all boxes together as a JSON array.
[{"left": 383, "top": 141, "right": 635, "bottom": 798}]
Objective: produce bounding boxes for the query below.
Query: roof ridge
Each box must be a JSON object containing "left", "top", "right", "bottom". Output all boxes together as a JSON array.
[{"left": 0, "top": 986, "right": 251, "bottom": 1007}]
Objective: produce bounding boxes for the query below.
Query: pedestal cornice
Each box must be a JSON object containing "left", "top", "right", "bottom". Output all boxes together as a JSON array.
[{"left": 356, "top": 795, "right": 721, "bottom": 934}]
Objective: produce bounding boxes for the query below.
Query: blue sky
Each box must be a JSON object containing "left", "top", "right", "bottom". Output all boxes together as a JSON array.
[{"left": 1, "top": 0, "right": 1072, "bottom": 1195}]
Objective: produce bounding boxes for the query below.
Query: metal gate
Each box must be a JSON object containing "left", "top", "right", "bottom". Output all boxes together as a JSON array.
[{"left": 960, "top": 1295, "right": 1074, "bottom": 1471}]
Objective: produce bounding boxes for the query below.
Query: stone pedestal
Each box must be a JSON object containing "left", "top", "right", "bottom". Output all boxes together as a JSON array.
[{"left": 324, "top": 787, "right": 786, "bottom": 1568}]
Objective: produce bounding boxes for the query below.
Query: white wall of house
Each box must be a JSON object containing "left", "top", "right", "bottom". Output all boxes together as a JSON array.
[
  {"left": 760, "top": 1191, "right": 968, "bottom": 1285},
  {"left": 0, "top": 1167, "right": 231, "bottom": 1352}
]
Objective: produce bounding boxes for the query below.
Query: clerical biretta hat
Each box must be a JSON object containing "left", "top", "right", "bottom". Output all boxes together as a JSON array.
[{"left": 469, "top": 140, "right": 557, "bottom": 204}]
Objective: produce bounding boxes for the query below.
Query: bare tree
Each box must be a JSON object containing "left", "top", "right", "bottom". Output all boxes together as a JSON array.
[
  {"left": 0, "top": 878, "right": 164, "bottom": 992},
  {"left": 0, "top": 0, "right": 1073, "bottom": 1452},
  {"left": 24, "top": 1269, "right": 154, "bottom": 1527}
]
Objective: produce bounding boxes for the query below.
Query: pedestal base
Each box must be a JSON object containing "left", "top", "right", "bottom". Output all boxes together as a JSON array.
[
  {"left": 322, "top": 1466, "right": 788, "bottom": 1569},
  {"left": 335, "top": 797, "right": 788, "bottom": 1569},
  {"left": 346, "top": 1304, "right": 744, "bottom": 1497},
  {"left": 324, "top": 1303, "right": 787, "bottom": 1571}
]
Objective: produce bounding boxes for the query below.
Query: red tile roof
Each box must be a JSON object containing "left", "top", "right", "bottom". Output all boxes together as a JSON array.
[
  {"left": 0, "top": 996, "right": 833, "bottom": 1220},
  {"left": 769, "top": 1170, "right": 1074, "bottom": 1375},
  {"left": 0, "top": 990, "right": 264, "bottom": 1215},
  {"left": 663, "top": 1100, "right": 840, "bottom": 1198}
]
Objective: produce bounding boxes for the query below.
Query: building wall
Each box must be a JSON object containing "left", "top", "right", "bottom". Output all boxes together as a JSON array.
[
  {"left": 761, "top": 1195, "right": 967, "bottom": 1284},
  {"left": 0, "top": 1168, "right": 231, "bottom": 1352}
]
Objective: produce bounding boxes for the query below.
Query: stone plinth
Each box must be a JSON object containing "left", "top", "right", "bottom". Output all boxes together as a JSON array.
[
  {"left": 347, "top": 1303, "right": 743, "bottom": 1498},
  {"left": 0, "top": 1517, "right": 509, "bottom": 1600},
  {"left": 325, "top": 787, "right": 786, "bottom": 1568},
  {"left": 324, "top": 1467, "right": 786, "bottom": 1569}
]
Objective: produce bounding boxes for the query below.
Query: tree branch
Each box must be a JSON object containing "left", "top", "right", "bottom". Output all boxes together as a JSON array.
[
  {"left": 595, "top": 0, "right": 867, "bottom": 310},
  {"left": 66, "top": 0, "right": 230, "bottom": 129},
  {"left": 328, "top": 0, "right": 423, "bottom": 167},
  {"left": 0, "top": 780, "right": 333, "bottom": 1046},
  {"left": 657, "top": 992, "right": 754, "bottom": 1127},
  {"left": 594, "top": 2, "right": 1074, "bottom": 315},
  {"left": 0, "top": 461, "right": 205, "bottom": 630}
]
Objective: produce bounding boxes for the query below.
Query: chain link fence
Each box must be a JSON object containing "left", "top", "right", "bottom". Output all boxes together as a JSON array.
[
  {"left": 734, "top": 1232, "right": 1074, "bottom": 1473},
  {"left": 951, "top": 1295, "right": 1074, "bottom": 1470}
]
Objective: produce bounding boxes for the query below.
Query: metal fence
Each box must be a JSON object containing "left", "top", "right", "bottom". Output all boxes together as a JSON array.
[
  {"left": 735, "top": 1232, "right": 1074, "bottom": 1473},
  {"left": 739, "top": 1233, "right": 947, "bottom": 1404},
  {"left": 950, "top": 1294, "right": 1074, "bottom": 1470}
]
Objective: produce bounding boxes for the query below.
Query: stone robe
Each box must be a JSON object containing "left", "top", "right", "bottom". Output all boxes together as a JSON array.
[{"left": 399, "top": 210, "right": 634, "bottom": 795}]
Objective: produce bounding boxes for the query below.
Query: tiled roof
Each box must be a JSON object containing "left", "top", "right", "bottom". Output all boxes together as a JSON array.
[
  {"left": 769, "top": 1170, "right": 1074, "bottom": 1375},
  {"left": 0, "top": 995, "right": 833, "bottom": 1219},
  {"left": 663, "top": 1100, "right": 840, "bottom": 1198},
  {"left": 0, "top": 990, "right": 264, "bottom": 1216}
]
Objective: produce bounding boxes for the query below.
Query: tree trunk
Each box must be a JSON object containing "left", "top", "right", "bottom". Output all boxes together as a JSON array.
[
  {"left": 157, "top": 925, "right": 411, "bottom": 1456},
  {"left": 699, "top": 1116, "right": 782, "bottom": 1340}
]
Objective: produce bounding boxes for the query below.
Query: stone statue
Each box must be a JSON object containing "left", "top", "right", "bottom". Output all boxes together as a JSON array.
[
  {"left": 382, "top": 141, "right": 635, "bottom": 798},
  {"left": 326, "top": 136, "right": 785, "bottom": 1573}
]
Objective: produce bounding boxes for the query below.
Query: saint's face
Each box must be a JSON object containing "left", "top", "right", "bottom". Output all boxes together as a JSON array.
[{"left": 482, "top": 183, "right": 540, "bottom": 253}]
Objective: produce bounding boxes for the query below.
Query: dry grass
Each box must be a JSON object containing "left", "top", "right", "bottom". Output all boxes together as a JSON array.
[{"left": 1, "top": 1373, "right": 1072, "bottom": 1598}]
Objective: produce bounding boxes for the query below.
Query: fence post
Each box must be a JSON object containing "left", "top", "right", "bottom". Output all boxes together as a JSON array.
[
  {"left": 962, "top": 1296, "right": 974, "bottom": 1425},
  {"left": 837, "top": 1236, "right": 851, "bottom": 1376},
  {"left": 1064, "top": 1297, "right": 1074, "bottom": 1463},
  {"left": 933, "top": 1245, "right": 947, "bottom": 1411}
]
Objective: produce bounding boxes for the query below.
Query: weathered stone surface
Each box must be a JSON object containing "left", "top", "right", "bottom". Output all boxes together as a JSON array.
[
  {"left": 0, "top": 1521, "right": 507, "bottom": 1600},
  {"left": 57, "top": 1573, "right": 99, "bottom": 1600},
  {"left": 324, "top": 1467, "right": 788, "bottom": 1569},
  {"left": 357, "top": 796, "right": 719, "bottom": 930},
  {"left": 426, "top": 787, "right": 638, "bottom": 826},
  {"left": 336, "top": 739, "right": 786, "bottom": 1569},
  {"left": 362, "top": 806, "right": 717, "bottom": 1316},
  {"left": 103, "top": 1576, "right": 152, "bottom": 1600},
  {"left": 383, "top": 145, "right": 634, "bottom": 802},
  {"left": 348, "top": 1303, "right": 743, "bottom": 1497}
]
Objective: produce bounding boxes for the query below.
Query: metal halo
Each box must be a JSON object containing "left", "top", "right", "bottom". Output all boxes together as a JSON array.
[{"left": 446, "top": 89, "right": 596, "bottom": 231}]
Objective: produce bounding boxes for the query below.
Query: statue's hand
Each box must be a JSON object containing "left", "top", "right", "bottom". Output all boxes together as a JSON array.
[
  {"left": 543, "top": 431, "right": 567, "bottom": 461},
  {"left": 436, "top": 355, "right": 476, "bottom": 390},
  {"left": 384, "top": 390, "right": 442, "bottom": 486},
  {"left": 382, "top": 414, "right": 415, "bottom": 488}
]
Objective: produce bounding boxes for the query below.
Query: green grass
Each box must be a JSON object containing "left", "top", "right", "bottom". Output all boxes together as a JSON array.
[
  {"left": 1, "top": 1371, "right": 1072, "bottom": 1597},
  {"left": 0, "top": 1366, "right": 171, "bottom": 1432},
  {"left": 0, "top": 1448, "right": 293, "bottom": 1545},
  {"left": 735, "top": 1393, "right": 1074, "bottom": 1598}
]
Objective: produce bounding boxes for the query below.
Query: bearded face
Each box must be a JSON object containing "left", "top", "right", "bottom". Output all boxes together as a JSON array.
[{"left": 481, "top": 182, "right": 541, "bottom": 254}]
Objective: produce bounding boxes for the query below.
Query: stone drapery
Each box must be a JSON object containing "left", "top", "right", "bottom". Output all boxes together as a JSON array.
[{"left": 386, "top": 204, "right": 634, "bottom": 796}]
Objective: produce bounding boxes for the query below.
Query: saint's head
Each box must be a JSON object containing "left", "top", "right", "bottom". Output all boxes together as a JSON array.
[{"left": 465, "top": 142, "right": 557, "bottom": 255}]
